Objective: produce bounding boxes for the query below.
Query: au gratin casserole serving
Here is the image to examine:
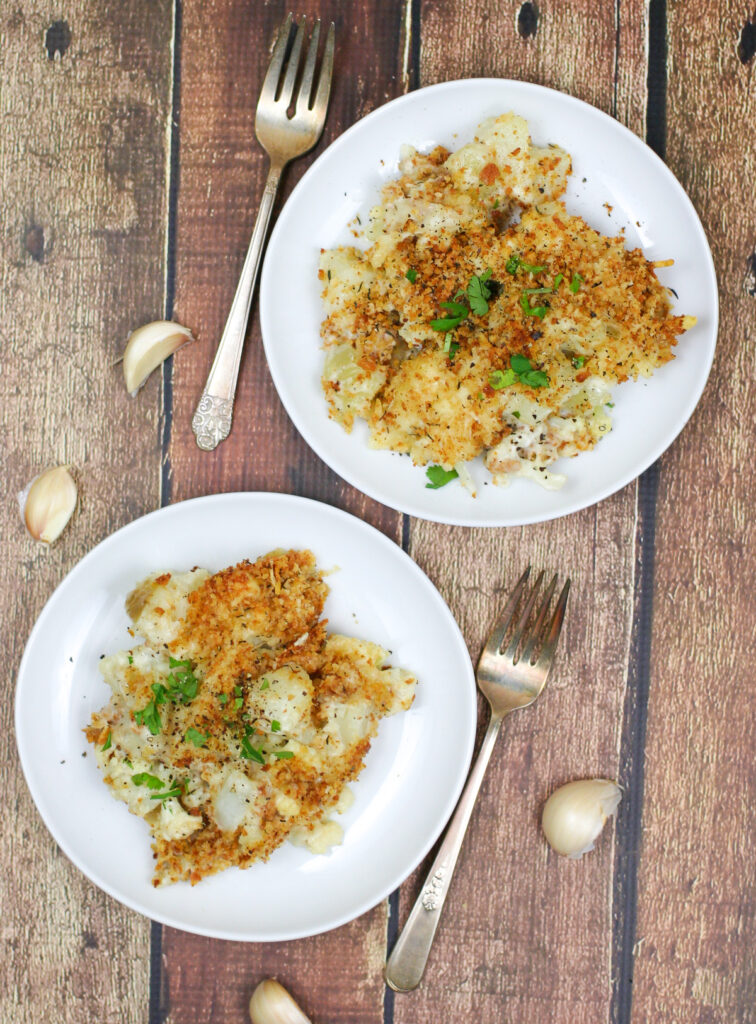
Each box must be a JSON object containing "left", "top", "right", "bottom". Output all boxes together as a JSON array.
[
  {"left": 85, "top": 549, "right": 415, "bottom": 886},
  {"left": 318, "top": 113, "right": 695, "bottom": 494}
]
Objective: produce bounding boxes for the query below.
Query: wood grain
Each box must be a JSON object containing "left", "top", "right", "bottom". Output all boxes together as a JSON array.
[
  {"left": 397, "top": 2, "right": 649, "bottom": 1022},
  {"left": 0, "top": 1, "right": 173, "bottom": 1022},
  {"left": 631, "top": 2, "right": 756, "bottom": 1020},
  {"left": 161, "top": 2, "right": 409, "bottom": 1021}
]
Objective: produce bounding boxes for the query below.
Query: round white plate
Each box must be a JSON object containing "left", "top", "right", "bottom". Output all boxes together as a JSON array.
[
  {"left": 15, "top": 493, "right": 476, "bottom": 941},
  {"left": 260, "top": 78, "right": 718, "bottom": 527}
]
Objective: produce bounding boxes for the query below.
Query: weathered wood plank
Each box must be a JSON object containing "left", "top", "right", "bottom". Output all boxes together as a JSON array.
[
  {"left": 0, "top": 1, "right": 174, "bottom": 1022},
  {"left": 161, "top": 2, "right": 409, "bottom": 1021},
  {"left": 631, "top": 3, "right": 756, "bottom": 1020},
  {"left": 396, "top": 2, "right": 648, "bottom": 1022}
]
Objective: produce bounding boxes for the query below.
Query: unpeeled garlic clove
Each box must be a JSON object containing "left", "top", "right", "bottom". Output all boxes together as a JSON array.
[
  {"left": 20, "top": 465, "right": 78, "bottom": 543},
  {"left": 541, "top": 778, "right": 622, "bottom": 859},
  {"left": 122, "top": 320, "right": 193, "bottom": 395},
  {"left": 249, "top": 979, "right": 312, "bottom": 1024}
]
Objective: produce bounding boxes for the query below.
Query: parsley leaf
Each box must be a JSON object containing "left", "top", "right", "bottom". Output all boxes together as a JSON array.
[
  {"left": 132, "top": 772, "right": 164, "bottom": 790},
  {"left": 260, "top": 678, "right": 270, "bottom": 690},
  {"left": 101, "top": 731, "right": 112, "bottom": 751},
  {"left": 519, "top": 293, "right": 549, "bottom": 319},
  {"left": 151, "top": 787, "right": 182, "bottom": 801},
  {"left": 467, "top": 268, "right": 493, "bottom": 316},
  {"left": 425, "top": 465, "right": 459, "bottom": 489},
  {"left": 272, "top": 750, "right": 295, "bottom": 759},
  {"left": 489, "top": 369, "right": 517, "bottom": 389},
  {"left": 508, "top": 354, "right": 550, "bottom": 389},
  {"left": 443, "top": 334, "right": 460, "bottom": 362},
  {"left": 134, "top": 699, "right": 162, "bottom": 735},
  {"left": 240, "top": 736, "right": 265, "bottom": 763},
  {"left": 186, "top": 727, "right": 209, "bottom": 747},
  {"left": 406, "top": 268, "right": 417, "bottom": 283},
  {"left": 569, "top": 272, "right": 584, "bottom": 293},
  {"left": 553, "top": 273, "right": 564, "bottom": 288},
  {"left": 218, "top": 693, "right": 228, "bottom": 705},
  {"left": 270, "top": 720, "right": 281, "bottom": 733},
  {"left": 507, "top": 253, "right": 546, "bottom": 275},
  {"left": 572, "top": 356, "right": 586, "bottom": 369},
  {"left": 430, "top": 300, "right": 469, "bottom": 332},
  {"left": 127, "top": 655, "right": 134, "bottom": 665}
]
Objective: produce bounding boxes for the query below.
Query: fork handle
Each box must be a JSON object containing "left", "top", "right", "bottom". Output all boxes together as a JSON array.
[
  {"left": 191, "top": 160, "right": 285, "bottom": 451},
  {"left": 385, "top": 714, "right": 504, "bottom": 992}
]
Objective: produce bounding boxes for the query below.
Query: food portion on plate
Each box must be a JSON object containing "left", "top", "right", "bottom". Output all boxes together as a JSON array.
[
  {"left": 85, "top": 548, "right": 416, "bottom": 886},
  {"left": 318, "top": 113, "right": 695, "bottom": 494}
]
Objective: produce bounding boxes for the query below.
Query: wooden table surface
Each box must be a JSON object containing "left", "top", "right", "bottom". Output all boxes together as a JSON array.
[{"left": 3, "top": 1, "right": 755, "bottom": 1021}]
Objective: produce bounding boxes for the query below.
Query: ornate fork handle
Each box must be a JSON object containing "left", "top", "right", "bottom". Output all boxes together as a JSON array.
[
  {"left": 385, "top": 714, "right": 503, "bottom": 992},
  {"left": 191, "top": 161, "right": 283, "bottom": 451}
]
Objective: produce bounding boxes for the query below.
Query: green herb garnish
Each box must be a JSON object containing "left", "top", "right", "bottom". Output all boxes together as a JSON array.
[
  {"left": 572, "top": 356, "right": 586, "bottom": 369},
  {"left": 425, "top": 465, "right": 459, "bottom": 489},
  {"left": 510, "top": 354, "right": 550, "bottom": 389},
  {"left": 240, "top": 736, "right": 265, "bottom": 763},
  {"left": 405, "top": 268, "right": 417, "bottom": 283},
  {"left": 219, "top": 693, "right": 228, "bottom": 705},
  {"left": 270, "top": 721, "right": 281, "bottom": 733},
  {"left": 553, "top": 273, "right": 564, "bottom": 288},
  {"left": 260, "top": 678, "right": 270, "bottom": 690},
  {"left": 186, "top": 727, "right": 210, "bottom": 748},
  {"left": 134, "top": 700, "right": 162, "bottom": 735},
  {"left": 506, "top": 253, "right": 546, "bottom": 275},
  {"left": 513, "top": 411, "right": 521, "bottom": 418},
  {"left": 443, "top": 334, "right": 460, "bottom": 362},
  {"left": 489, "top": 368, "right": 516, "bottom": 390},
  {"left": 430, "top": 300, "right": 469, "bottom": 332},
  {"left": 127, "top": 655, "right": 133, "bottom": 665},
  {"left": 519, "top": 293, "right": 549, "bottom": 319},
  {"left": 234, "top": 696, "right": 243, "bottom": 711},
  {"left": 102, "top": 731, "right": 112, "bottom": 751},
  {"left": 569, "top": 272, "right": 584, "bottom": 293},
  {"left": 272, "top": 750, "right": 295, "bottom": 759},
  {"left": 466, "top": 268, "right": 493, "bottom": 316},
  {"left": 151, "top": 786, "right": 182, "bottom": 802},
  {"left": 132, "top": 772, "right": 164, "bottom": 790}
]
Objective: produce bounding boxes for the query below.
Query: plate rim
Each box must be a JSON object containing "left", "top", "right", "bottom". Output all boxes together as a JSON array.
[
  {"left": 14, "top": 491, "right": 477, "bottom": 941},
  {"left": 260, "top": 77, "right": 719, "bottom": 527}
]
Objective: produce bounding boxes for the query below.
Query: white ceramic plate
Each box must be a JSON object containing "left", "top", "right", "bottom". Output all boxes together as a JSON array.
[
  {"left": 260, "top": 79, "right": 718, "bottom": 526},
  {"left": 15, "top": 493, "right": 476, "bottom": 941}
]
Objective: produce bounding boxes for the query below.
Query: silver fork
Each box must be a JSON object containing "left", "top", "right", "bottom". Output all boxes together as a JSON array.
[
  {"left": 192, "top": 15, "right": 335, "bottom": 451},
  {"left": 384, "top": 567, "right": 571, "bottom": 993}
]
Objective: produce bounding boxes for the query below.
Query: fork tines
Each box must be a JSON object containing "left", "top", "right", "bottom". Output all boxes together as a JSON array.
[
  {"left": 265, "top": 14, "right": 335, "bottom": 115},
  {"left": 489, "top": 566, "right": 570, "bottom": 666}
]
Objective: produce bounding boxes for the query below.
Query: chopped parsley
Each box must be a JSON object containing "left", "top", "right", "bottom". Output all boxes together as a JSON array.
[
  {"left": 506, "top": 253, "right": 546, "bottom": 275},
  {"left": 101, "top": 731, "right": 112, "bottom": 751},
  {"left": 151, "top": 786, "right": 183, "bottom": 802},
  {"left": 218, "top": 693, "right": 229, "bottom": 706},
  {"left": 425, "top": 465, "right": 459, "bottom": 489},
  {"left": 430, "top": 299, "right": 469, "bottom": 332},
  {"left": 606, "top": 401, "right": 615, "bottom": 408},
  {"left": 240, "top": 736, "right": 265, "bottom": 763},
  {"left": 405, "top": 268, "right": 417, "bottom": 283},
  {"left": 443, "top": 334, "right": 460, "bottom": 362},
  {"left": 186, "top": 727, "right": 210, "bottom": 747},
  {"left": 134, "top": 699, "right": 162, "bottom": 735},
  {"left": 466, "top": 268, "right": 493, "bottom": 316},
  {"left": 270, "top": 720, "right": 281, "bottom": 733},
  {"left": 519, "top": 293, "right": 549, "bottom": 319},
  {"left": 132, "top": 772, "right": 164, "bottom": 790},
  {"left": 491, "top": 356, "right": 549, "bottom": 390},
  {"left": 553, "top": 273, "right": 564, "bottom": 288},
  {"left": 127, "top": 655, "right": 134, "bottom": 665},
  {"left": 569, "top": 272, "right": 584, "bottom": 293},
  {"left": 572, "top": 356, "right": 586, "bottom": 369},
  {"left": 513, "top": 410, "right": 521, "bottom": 418},
  {"left": 489, "top": 368, "right": 516, "bottom": 389},
  {"left": 511, "top": 353, "right": 549, "bottom": 388},
  {"left": 260, "top": 678, "right": 270, "bottom": 690},
  {"left": 272, "top": 750, "right": 295, "bottom": 759},
  {"left": 234, "top": 696, "right": 243, "bottom": 710}
]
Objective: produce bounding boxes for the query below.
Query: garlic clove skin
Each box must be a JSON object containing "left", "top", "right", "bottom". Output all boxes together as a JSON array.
[
  {"left": 541, "top": 778, "right": 622, "bottom": 859},
  {"left": 122, "top": 320, "right": 193, "bottom": 395},
  {"left": 249, "top": 980, "right": 312, "bottom": 1024},
  {"left": 20, "top": 465, "right": 78, "bottom": 543}
]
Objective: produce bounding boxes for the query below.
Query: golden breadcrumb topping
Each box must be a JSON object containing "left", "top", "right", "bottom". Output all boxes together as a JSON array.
[
  {"left": 319, "top": 113, "right": 694, "bottom": 492},
  {"left": 86, "top": 550, "right": 415, "bottom": 886}
]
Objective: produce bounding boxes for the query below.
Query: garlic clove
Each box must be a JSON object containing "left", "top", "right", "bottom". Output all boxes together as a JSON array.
[
  {"left": 249, "top": 979, "right": 312, "bottom": 1024},
  {"left": 541, "top": 778, "right": 622, "bottom": 859},
  {"left": 122, "top": 320, "right": 193, "bottom": 395},
  {"left": 20, "top": 465, "right": 78, "bottom": 543}
]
